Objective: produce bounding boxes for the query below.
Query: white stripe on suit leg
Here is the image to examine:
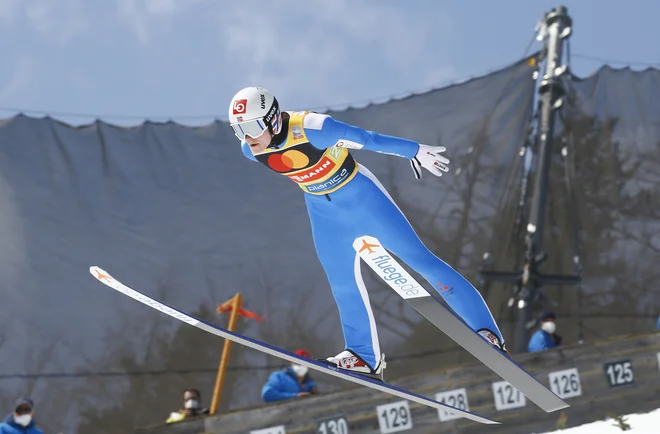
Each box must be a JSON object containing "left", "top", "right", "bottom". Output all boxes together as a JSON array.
[{"left": 353, "top": 250, "right": 381, "bottom": 367}]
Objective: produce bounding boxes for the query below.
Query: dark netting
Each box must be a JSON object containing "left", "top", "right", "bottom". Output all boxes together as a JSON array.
[
  {"left": 0, "top": 57, "right": 657, "bottom": 433},
  {"left": 471, "top": 65, "right": 660, "bottom": 356},
  {"left": 536, "top": 66, "right": 660, "bottom": 341}
]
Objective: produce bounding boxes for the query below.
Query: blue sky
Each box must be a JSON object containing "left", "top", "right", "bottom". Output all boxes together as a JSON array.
[{"left": 0, "top": 0, "right": 658, "bottom": 127}]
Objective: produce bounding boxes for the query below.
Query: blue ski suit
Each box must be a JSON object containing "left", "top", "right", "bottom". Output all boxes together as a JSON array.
[
  {"left": 0, "top": 414, "right": 44, "bottom": 434},
  {"left": 241, "top": 111, "right": 503, "bottom": 368},
  {"left": 527, "top": 329, "right": 558, "bottom": 353},
  {"left": 261, "top": 367, "right": 317, "bottom": 402}
]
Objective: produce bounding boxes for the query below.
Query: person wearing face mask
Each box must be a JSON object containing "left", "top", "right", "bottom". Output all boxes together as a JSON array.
[
  {"left": 0, "top": 398, "right": 44, "bottom": 434},
  {"left": 261, "top": 349, "right": 319, "bottom": 403},
  {"left": 528, "top": 311, "right": 563, "bottom": 353},
  {"left": 166, "top": 389, "right": 209, "bottom": 424}
]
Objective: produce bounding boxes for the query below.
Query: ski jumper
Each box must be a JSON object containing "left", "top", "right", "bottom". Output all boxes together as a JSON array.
[{"left": 241, "top": 111, "right": 503, "bottom": 368}]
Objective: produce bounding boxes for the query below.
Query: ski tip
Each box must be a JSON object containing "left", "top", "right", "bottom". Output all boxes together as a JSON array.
[
  {"left": 89, "top": 266, "right": 113, "bottom": 283},
  {"left": 549, "top": 402, "right": 571, "bottom": 412}
]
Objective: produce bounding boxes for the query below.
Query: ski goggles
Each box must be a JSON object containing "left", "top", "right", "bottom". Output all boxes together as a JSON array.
[{"left": 231, "top": 118, "right": 267, "bottom": 140}]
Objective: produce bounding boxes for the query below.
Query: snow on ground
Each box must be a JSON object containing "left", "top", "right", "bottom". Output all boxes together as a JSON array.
[{"left": 539, "top": 407, "right": 660, "bottom": 434}]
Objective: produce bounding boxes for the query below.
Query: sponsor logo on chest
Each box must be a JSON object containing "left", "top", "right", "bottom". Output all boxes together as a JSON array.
[
  {"left": 292, "top": 126, "right": 303, "bottom": 140},
  {"left": 329, "top": 146, "right": 343, "bottom": 160},
  {"left": 334, "top": 139, "right": 363, "bottom": 149},
  {"left": 287, "top": 156, "right": 336, "bottom": 183}
]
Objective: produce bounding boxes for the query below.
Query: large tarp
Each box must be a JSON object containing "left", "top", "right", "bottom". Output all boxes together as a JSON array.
[{"left": 0, "top": 57, "right": 657, "bottom": 433}]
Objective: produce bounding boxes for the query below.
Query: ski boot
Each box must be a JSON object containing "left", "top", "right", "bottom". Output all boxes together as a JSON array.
[
  {"left": 319, "top": 349, "right": 387, "bottom": 382},
  {"left": 478, "top": 329, "right": 512, "bottom": 357}
]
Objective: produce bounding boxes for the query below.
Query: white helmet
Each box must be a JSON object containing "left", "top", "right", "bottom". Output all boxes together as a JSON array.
[{"left": 228, "top": 86, "right": 281, "bottom": 141}]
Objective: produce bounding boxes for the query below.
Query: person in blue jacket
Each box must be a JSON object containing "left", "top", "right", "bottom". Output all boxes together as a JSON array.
[
  {"left": 528, "top": 311, "right": 563, "bottom": 352},
  {"left": 229, "top": 87, "right": 508, "bottom": 381},
  {"left": 261, "top": 349, "right": 318, "bottom": 403},
  {"left": 0, "top": 398, "right": 44, "bottom": 434}
]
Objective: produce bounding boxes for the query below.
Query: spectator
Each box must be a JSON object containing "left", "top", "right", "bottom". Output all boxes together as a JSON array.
[
  {"left": 0, "top": 398, "right": 44, "bottom": 434},
  {"left": 261, "top": 349, "right": 318, "bottom": 403},
  {"left": 166, "top": 388, "right": 209, "bottom": 424},
  {"left": 528, "top": 311, "right": 563, "bottom": 352}
]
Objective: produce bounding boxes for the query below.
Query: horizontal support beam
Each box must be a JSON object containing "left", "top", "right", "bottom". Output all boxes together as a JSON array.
[{"left": 478, "top": 270, "right": 581, "bottom": 287}]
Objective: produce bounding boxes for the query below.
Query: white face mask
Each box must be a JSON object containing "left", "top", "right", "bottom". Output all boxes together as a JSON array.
[
  {"left": 541, "top": 321, "right": 556, "bottom": 334},
  {"left": 291, "top": 364, "right": 309, "bottom": 378},
  {"left": 14, "top": 414, "right": 32, "bottom": 426},
  {"left": 184, "top": 399, "right": 199, "bottom": 409}
]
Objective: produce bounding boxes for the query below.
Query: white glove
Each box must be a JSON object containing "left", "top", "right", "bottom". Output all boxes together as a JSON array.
[{"left": 410, "top": 144, "right": 450, "bottom": 179}]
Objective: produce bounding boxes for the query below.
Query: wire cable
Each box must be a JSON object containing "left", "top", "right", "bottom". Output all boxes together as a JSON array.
[
  {"left": 571, "top": 53, "right": 660, "bottom": 67},
  {"left": 0, "top": 346, "right": 461, "bottom": 379},
  {"left": 0, "top": 53, "right": 546, "bottom": 124},
  {"left": 1, "top": 311, "right": 654, "bottom": 380}
]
